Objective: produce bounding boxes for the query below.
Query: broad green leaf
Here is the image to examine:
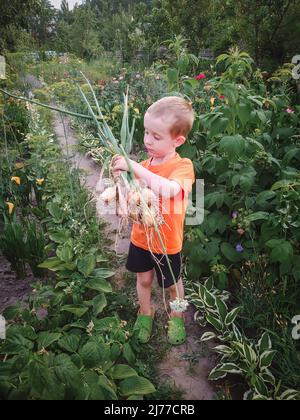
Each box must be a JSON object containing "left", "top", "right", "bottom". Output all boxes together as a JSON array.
[
  {"left": 56, "top": 243, "right": 73, "bottom": 262},
  {"left": 244, "top": 212, "right": 269, "bottom": 223},
  {"left": 97, "top": 374, "right": 118, "bottom": 400},
  {"left": 49, "top": 230, "right": 71, "bottom": 244},
  {"left": 251, "top": 374, "right": 268, "bottom": 396},
  {"left": 279, "top": 389, "right": 300, "bottom": 400},
  {"left": 28, "top": 358, "right": 50, "bottom": 394},
  {"left": 123, "top": 343, "right": 135, "bottom": 364},
  {"left": 258, "top": 332, "right": 272, "bottom": 355},
  {"left": 92, "top": 268, "right": 115, "bottom": 279},
  {"left": 266, "top": 239, "right": 294, "bottom": 262},
  {"left": 61, "top": 305, "right": 89, "bottom": 318},
  {"left": 92, "top": 293, "right": 107, "bottom": 316},
  {"left": 271, "top": 180, "right": 299, "bottom": 191},
  {"left": 79, "top": 340, "right": 102, "bottom": 368},
  {"left": 206, "top": 314, "right": 223, "bottom": 331},
  {"left": 203, "top": 289, "right": 216, "bottom": 307},
  {"left": 119, "top": 376, "right": 156, "bottom": 396},
  {"left": 243, "top": 344, "right": 257, "bottom": 364},
  {"left": 238, "top": 102, "right": 252, "bottom": 126},
  {"left": 3, "top": 305, "right": 21, "bottom": 321},
  {"left": 46, "top": 202, "right": 64, "bottom": 223},
  {"left": 259, "top": 350, "right": 275, "bottom": 369},
  {"left": 109, "top": 364, "right": 138, "bottom": 380},
  {"left": 38, "top": 257, "right": 62, "bottom": 269},
  {"left": 209, "top": 117, "right": 229, "bottom": 137},
  {"left": 209, "top": 363, "right": 243, "bottom": 381},
  {"left": 58, "top": 334, "right": 80, "bottom": 353},
  {"left": 127, "top": 395, "right": 143, "bottom": 400},
  {"left": 167, "top": 68, "right": 178, "bottom": 86},
  {"left": 205, "top": 191, "right": 226, "bottom": 209},
  {"left": 86, "top": 278, "right": 112, "bottom": 293},
  {"left": 225, "top": 307, "right": 241, "bottom": 326},
  {"left": 77, "top": 254, "right": 96, "bottom": 277},
  {"left": 282, "top": 147, "right": 300, "bottom": 165},
  {"left": 54, "top": 354, "right": 81, "bottom": 387},
  {"left": 219, "top": 135, "right": 246, "bottom": 160},
  {"left": 200, "top": 332, "right": 216, "bottom": 342},
  {"left": 213, "top": 345, "right": 234, "bottom": 355},
  {"left": 215, "top": 297, "right": 228, "bottom": 322},
  {"left": 177, "top": 54, "right": 189, "bottom": 73},
  {"left": 256, "top": 191, "right": 276, "bottom": 208},
  {"left": 37, "top": 332, "right": 61, "bottom": 350}
]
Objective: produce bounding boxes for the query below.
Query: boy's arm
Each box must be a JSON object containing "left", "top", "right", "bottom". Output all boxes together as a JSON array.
[
  {"left": 112, "top": 156, "right": 181, "bottom": 198},
  {"left": 131, "top": 161, "right": 181, "bottom": 198}
]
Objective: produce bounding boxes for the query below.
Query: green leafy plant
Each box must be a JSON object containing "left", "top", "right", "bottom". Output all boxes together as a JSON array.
[
  {"left": 25, "top": 222, "right": 47, "bottom": 277},
  {"left": 0, "top": 215, "right": 27, "bottom": 278},
  {"left": 188, "top": 280, "right": 300, "bottom": 400}
]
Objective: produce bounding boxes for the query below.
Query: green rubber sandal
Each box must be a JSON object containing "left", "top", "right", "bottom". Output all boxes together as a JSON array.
[
  {"left": 167, "top": 316, "right": 186, "bottom": 345},
  {"left": 133, "top": 309, "right": 155, "bottom": 344}
]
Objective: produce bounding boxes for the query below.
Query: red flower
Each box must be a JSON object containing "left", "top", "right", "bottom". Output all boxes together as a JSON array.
[
  {"left": 195, "top": 73, "right": 206, "bottom": 80},
  {"left": 219, "top": 95, "right": 225, "bottom": 100}
]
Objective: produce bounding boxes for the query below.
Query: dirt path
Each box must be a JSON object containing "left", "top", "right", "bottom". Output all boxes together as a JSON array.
[{"left": 53, "top": 112, "right": 215, "bottom": 400}]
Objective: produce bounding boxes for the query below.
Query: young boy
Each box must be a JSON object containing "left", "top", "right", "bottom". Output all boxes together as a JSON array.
[{"left": 112, "top": 96, "right": 195, "bottom": 345}]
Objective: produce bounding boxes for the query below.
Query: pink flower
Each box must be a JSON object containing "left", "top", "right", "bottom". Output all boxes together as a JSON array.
[
  {"left": 231, "top": 211, "right": 238, "bottom": 219},
  {"left": 219, "top": 95, "right": 225, "bottom": 100},
  {"left": 36, "top": 307, "right": 48, "bottom": 320},
  {"left": 195, "top": 73, "right": 206, "bottom": 80},
  {"left": 286, "top": 108, "right": 294, "bottom": 114},
  {"left": 236, "top": 243, "right": 244, "bottom": 253}
]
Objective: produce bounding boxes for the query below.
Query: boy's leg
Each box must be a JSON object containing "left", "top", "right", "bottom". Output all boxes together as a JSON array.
[
  {"left": 137, "top": 269, "right": 155, "bottom": 315},
  {"left": 168, "top": 277, "right": 185, "bottom": 318}
]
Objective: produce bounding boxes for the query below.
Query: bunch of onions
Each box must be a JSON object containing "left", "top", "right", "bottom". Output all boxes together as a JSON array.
[{"left": 100, "top": 177, "right": 164, "bottom": 228}]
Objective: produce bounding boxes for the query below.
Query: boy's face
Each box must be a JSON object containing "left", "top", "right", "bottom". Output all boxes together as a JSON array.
[{"left": 143, "top": 112, "right": 185, "bottom": 158}]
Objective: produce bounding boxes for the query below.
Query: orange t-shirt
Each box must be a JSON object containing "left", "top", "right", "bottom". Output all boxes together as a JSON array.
[{"left": 131, "top": 152, "right": 195, "bottom": 254}]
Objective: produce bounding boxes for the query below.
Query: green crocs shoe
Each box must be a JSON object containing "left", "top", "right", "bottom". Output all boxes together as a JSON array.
[
  {"left": 133, "top": 309, "right": 155, "bottom": 344},
  {"left": 167, "top": 316, "right": 186, "bottom": 345}
]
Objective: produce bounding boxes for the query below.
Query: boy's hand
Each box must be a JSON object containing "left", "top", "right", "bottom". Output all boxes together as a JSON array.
[{"left": 111, "top": 155, "right": 129, "bottom": 178}]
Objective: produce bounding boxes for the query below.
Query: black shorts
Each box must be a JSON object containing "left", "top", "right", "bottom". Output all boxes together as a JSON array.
[{"left": 126, "top": 242, "right": 182, "bottom": 288}]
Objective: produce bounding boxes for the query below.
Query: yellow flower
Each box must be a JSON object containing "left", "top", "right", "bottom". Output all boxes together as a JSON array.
[
  {"left": 36, "top": 178, "right": 45, "bottom": 186},
  {"left": 11, "top": 176, "right": 21, "bottom": 185},
  {"left": 134, "top": 108, "right": 140, "bottom": 114},
  {"left": 210, "top": 97, "right": 216, "bottom": 106},
  {"left": 6, "top": 202, "right": 14, "bottom": 214},
  {"left": 15, "top": 162, "right": 24, "bottom": 169}
]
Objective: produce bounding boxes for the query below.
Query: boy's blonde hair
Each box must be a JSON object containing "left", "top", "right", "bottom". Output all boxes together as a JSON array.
[{"left": 146, "top": 96, "right": 195, "bottom": 138}]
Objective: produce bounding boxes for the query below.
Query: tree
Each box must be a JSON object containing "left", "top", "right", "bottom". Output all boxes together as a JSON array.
[
  {"left": 68, "top": 5, "right": 102, "bottom": 59},
  {"left": 0, "top": 0, "right": 41, "bottom": 52},
  {"left": 157, "top": 0, "right": 214, "bottom": 53},
  {"left": 232, "top": 0, "right": 300, "bottom": 68},
  {"left": 58, "top": 0, "right": 73, "bottom": 24},
  {"left": 30, "top": 0, "right": 56, "bottom": 47}
]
